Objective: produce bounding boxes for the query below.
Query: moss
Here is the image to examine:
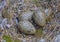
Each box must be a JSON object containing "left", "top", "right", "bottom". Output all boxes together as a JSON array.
[
  {"left": 3, "top": 35, "right": 13, "bottom": 42},
  {"left": 32, "top": 0, "right": 38, "bottom": 3},
  {"left": 35, "top": 29, "right": 43, "bottom": 37},
  {"left": 3, "top": 35, "right": 22, "bottom": 42},
  {"left": 14, "top": 39, "right": 22, "bottom": 42}
]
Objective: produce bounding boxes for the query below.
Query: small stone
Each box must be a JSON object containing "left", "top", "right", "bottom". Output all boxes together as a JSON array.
[
  {"left": 0, "top": 0, "right": 6, "bottom": 9},
  {"left": 2, "top": 7, "right": 13, "bottom": 20},
  {"left": 44, "top": 8, "right": 52, "bottom": 18},
  {"left": 38, "top": 38, "right": 47, "bottom": 42},
  {"left": 0, "top": 18, "right": 12, "bottom": 29},
  {"left": 53, "top": 34, "right": 60, "bottom": 42}
]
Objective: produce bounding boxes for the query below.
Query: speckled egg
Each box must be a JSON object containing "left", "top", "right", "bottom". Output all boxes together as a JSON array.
[
  {"left": 33, "top": 10, "right": 46, "bottom": 26},
  {"left": 18, "top": 20, "right": 36, "bottom": 34},
  {"left": 18, "top": 11, "right": 33, "bottom": 21}
]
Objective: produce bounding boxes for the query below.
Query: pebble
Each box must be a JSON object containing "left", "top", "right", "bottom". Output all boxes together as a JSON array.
[
  {"left": 38, "top": 39, "right": 46, "bottom": 42},
  {"left": 44, "top": 8, "right": 52, "bottom": 18},
  {"left": 53, "top": 34, "right": 60, "bottom": 42},
  {"left": 0, "top": 18, "right": 11, "bottom": 29}
]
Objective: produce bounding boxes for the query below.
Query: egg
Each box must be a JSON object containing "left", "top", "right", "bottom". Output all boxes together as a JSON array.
[
  {"left": 18, "top": 20, "right": 36, "bottom": 34},
  {"left": 33, "top": 10, "right": 46, "bottom": 26},
  {"left": 18, "top": 11, "right": 33, "bottom": 21}
]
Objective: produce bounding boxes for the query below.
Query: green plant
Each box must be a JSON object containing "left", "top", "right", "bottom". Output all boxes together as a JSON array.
[
  {"left": 32, "top": 0, "right": 38, "bottom": 3},
  {"left": 14, "top": 39, "right": 22, "bottom": 42},
  {"left": 3, "top": 35, "right": 13, "bottom": 42},
  {"left": 35, "top": 29, "right": 43, "bottom": 37}
]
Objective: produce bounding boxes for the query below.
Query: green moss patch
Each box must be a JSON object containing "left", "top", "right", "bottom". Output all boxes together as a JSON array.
[
  {"left": 14, "top": 39, "right": 22, "bottom": 42},
  {"left": 35, "top": 29, "right": 43, "bottom": 37},
  {"left": 3, "top": 35, "right": 13, "bottom": 42},
  {"left": 32, "top": 0, "right": 38, "bottom": 3}
]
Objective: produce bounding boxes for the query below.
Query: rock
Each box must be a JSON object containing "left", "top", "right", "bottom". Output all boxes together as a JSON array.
[
  {"left": 18, "top": 11, "right": 33, "bottom": 21},
  {"left": 33, "top": 10, "right": 46, "bottom": 26},
  {"left": 38, "top": 38, "right": 47, "bottom": 42},
  {"left": 0, "top": 17, "right": 3, "bottom": 23},
  {"left": 13, "top": 18, "right": 19, "bottom": 25},
  {"left": 57, "top": 4, "right": 60, "bottom": 12},
  {"left": 2, "top": 7, "right": 13, "bottom": 20},
  {"left": 44, "top": 8, "right": 52, "bottom": 18},
  {"left": 6, "top": 0, "right": 16, "bottom": 5},
  {"left": 18, "top": 20, "right": 36, "bottom": 34},
  {"left": 53, "top": 34, "right": 60, "bottom": 42},
  {"left": 55, "top": 12, "right": 60, "bottom": 18},
  {"left": 0, "top": 0, "right": 6, "bottom": 10},
  {"left": 0, "top": 18, "right": 12, "bottom": 29},
  {"left": 17, "top": 0, "right": 24, "bottom": 4}
]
